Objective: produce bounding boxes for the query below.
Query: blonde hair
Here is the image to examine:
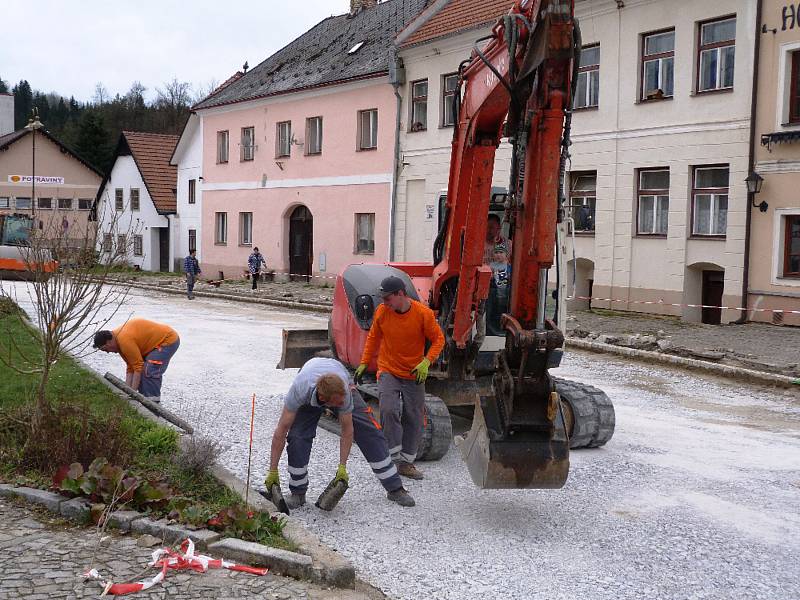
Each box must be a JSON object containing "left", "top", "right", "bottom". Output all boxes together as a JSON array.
[{"left": 317, "top": 374, "right": 346, "bottom": 401}]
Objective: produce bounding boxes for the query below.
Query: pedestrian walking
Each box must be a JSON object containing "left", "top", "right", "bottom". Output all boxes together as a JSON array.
[
  {"left": 248, "top": 247, "right": 267, "bottom": 291},
  {"left": 183, "top": 249, "right": 201, "bottom": 299},
  {"left": 355, "top": 276, "right": 445, "bottom": 480},
  {"left": 265, "top": 357, "right": 415, "bottom": 508},
  {"left": 93, "top": 318, "right": 180, "bottom": 403}
]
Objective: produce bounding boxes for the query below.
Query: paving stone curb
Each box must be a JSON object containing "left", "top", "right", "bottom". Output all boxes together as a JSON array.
[{"left": 566, "top": 338, "right": 800, "bottom": 389}]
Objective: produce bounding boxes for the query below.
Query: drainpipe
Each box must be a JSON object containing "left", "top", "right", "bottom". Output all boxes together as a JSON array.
[
  {"left": 737, "top": 0, "right": 763, "bottom": 324},
  {"left": 388, "top": 51, "right": 406, "bottom": 262}
]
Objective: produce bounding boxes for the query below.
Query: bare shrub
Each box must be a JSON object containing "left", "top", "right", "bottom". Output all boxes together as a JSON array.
[{"left": 174, "top": 436, "right": 224, "bottom": 475}]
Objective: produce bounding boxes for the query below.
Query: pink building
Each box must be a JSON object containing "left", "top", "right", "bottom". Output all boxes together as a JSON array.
[{"left": 193, "top": 0, "right": 428, "bottom": 280}]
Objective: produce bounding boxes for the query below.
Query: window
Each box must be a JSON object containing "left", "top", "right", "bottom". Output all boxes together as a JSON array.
[
  {"left": 239, "top": 211, "right": 253, "bottom": 245},
  {"left": 785, "top": 216, "right": 800, "bottom": 277},
  {"left": 306, "top": 117, "right": 323, "bottom": 155},
  {"left": 0, "top": 197, "right": 9, "bottom": 209},
  {"left": 358, "top": 109, "right": 378, "bottom": 150},
  {"left": 188, "top": 229, "right": 197, "bottom": 253},
  {"left": 37, "top": 198, "right": 52, "bottom": 210},
  {"left": 115, "top": 188, "right": 123, "bottom": 210},
  {"left": 442, "top": 73, "right": 459, "bottom": 127},
  {"left": 78, "top": 198, "right": 92, "bottom": 210},
  {"left": 410, "top": 79, "right": 428, "bottom": 131},
  {"left": 240, "top": 126, "right": 255, "bottom": 161},
  {"left": 133, "top": 234, "right": 143, "bottom": 256},
  {"left": 276, "top": 121, "right": 291, "bottom": 158},
  {"left": 188, "top": 179, "right": 196, "bottom": 204},
  {"left": 637, "top": 169, "right": 670, "bottom": 235},
  {"left": 692, "top": 166, "right": 729, "bottom": 236},
  {"left": 215, "top": 212, "right": 227, "bottom": 244},
  {"left": 58, "top": 198, "right": 72, "bottom": 209},
  {"left": 102, "top": 233, "right": 112, "bottom": 252},
  {"left": 698, "top": 17, "right": 736, "bottom": 92},
  {"left": 130, "top": 188, "right": 140, "bottom": 211},
  {"left": 15, "top": 197, "right": 31, "bottom": 210},
  {"left": 355, "top": 213, "right": 375, "bottom": 254},
  {"left": 575, "top": 45, "right": 600, "bottom": 109},
  {"left": 642, "top": 30, "right": 675, "bottom": 100},
  {"left": 569, "top": 172, "right": 596, "bottom": 232},
  {"left": 789, "top": 51, "right": 800, "bottom": 124},
  {"left": 217, "top": 130, "right": 229, "bottom": 163},
  {"left": 117, "top": 234, "right": 127, "bottom": 251}
]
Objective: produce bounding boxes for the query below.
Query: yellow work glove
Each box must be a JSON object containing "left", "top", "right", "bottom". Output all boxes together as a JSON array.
[
  {"left": 334, "top": 464, "right": 349, "bottom": 483},
  {"left": 411, "top": 358, "right": 431, "bottom": 384},
  {"left": 354, "top": 363, "right": 367, "bottom": 385},
  {"left": 264, "top": 469, "right": 280, "bottom": 488}
]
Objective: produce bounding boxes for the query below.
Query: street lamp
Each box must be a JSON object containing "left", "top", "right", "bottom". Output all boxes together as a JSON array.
[
  {"left": 745, "top": 171, "right": 768, "bottom": 213},
  {"left": 24, "top": 109, "right": 43, "bottom": 220}
]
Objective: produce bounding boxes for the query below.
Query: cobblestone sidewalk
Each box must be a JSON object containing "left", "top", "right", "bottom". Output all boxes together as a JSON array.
[{"left": 0, "top": 498, "right": 377, "bottom": 600}]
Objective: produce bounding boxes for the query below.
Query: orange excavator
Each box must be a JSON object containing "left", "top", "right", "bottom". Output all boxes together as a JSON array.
[{"left": 280, "top": 0, "right": 614, "bottom": 489}]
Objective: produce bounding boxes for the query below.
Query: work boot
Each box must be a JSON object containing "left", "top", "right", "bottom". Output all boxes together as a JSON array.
[
  {"left": 286, "top": 493, "right": 306, "bottom": 509},
  {"left": 397, "top": 462, "right": 424, "bottom": 480},
  {"left": 387, "top": 487, "right": 415, "bottom": 507}
]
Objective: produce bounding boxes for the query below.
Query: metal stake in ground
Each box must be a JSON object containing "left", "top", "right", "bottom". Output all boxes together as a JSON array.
[{"left": 245, "top": 393, "right": 255, "bottom": 507}]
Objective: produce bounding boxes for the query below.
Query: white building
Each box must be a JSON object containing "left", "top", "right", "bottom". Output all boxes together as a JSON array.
[
  {"left": 96, "top": 131, "right": 179, "bottom": 272},
  {"left": 170, "top": 113, "right": 203, "bottom": 265}
]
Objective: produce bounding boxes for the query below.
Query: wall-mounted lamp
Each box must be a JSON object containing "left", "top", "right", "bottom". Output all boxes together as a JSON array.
[{"left": 745, "top": 171, "right": 768, "bottom": 213}]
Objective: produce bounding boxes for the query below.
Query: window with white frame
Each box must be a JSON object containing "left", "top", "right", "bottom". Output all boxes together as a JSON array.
[
  {"left": 241, "top": 126, "right": 255, "bottom": 161},
  {"left": 692, "top": 166, "right": 729, "bottom": 236},
  {"left": 569, "top": 172, "right": 596, "bottom": 232},
  {"left": 58, "top": 198, "right": 72, "bottom": 209},
  {"left": 115, "top": 188, "right": 123, "bottom": 210},
  {"left": 188, "top": 179, "right": 196, "bottom": 204},
  {"left": 188, "top": 229, "right": 196, "bottom": 253},
  {"left": 789, "top": 50, "right": 800, "bottom": 124},
  {"left": 410, "top": 79, "right": 428, "bottom": 131},
  {"left": 217, "top": 130, "right": 229, "bottom": 163},
  {"left": 442, "top": 73, "right": 459, "bottom": 127},
  {"left": 239, "top": 211, "right": 253, "bottom": 245},
  {"left": 15, "top": 197, "right": 31, "bottom": 210},
  {"left": 785, "top": 215, "right": 800, "bottom": 277},
  {"left": 355, "top": 213, "right": 375, "bottom": 254},
  {"left": 698, "top": 17, "right": 736, "bottom": 92},
  {"left": 637, "top": 169, "right": 670, "bottom": 235},
  {"left": 133, "top": 234, "right": 143, "bottom": 256},
  {"left": 102, "top": 233, "right": 112, "bottom": 252},
  {"left": 276, "top": 121, "right": 291, "bottom": 157},
  {"left": 358, "top": 109, "right": 378, "bottom": 150},
  {"left": 575, "top": 45, "right": 600, "bottom": 109},
  {"left": 130, "top": 188, "right": 140, "bottom": 211},
  {"left": 37, "top": 197, "right": 52, "bottom": 210},
  {"left": 306, "top": 117, "right": 323, "bottom": 155},
  {"left": 78, "top": 198, "right": 92, "bottom": 210},
  {"left": 642, "top": 30, "right": 675, "bottom": 100},
  {"left": 0, "top": 197, "right": 9, "bottom": 209},
  {"left": 117, "top": 234, "right": 127, "bottom": 252},
  {"left": 215, "top": 212, "right": 227, "bottom": 244}
]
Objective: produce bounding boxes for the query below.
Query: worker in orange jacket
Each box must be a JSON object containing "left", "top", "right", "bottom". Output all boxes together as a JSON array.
[
  {"left": 93, "top": 318, "right": 180, "bottom": 403},
  {"left": 355, "top": 276, "right": 445, "bottom": 480}
]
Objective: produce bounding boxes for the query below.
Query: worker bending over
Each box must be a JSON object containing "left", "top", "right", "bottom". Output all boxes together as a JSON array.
[
  {"left": 356, "top": 276, "right": 445, "bottom": 480},
  {"left": 93, "top": 318, "right": 180, "bottom": 403},
  {"left": 265, "top": 357, "right": 415, "bottom": 508}
]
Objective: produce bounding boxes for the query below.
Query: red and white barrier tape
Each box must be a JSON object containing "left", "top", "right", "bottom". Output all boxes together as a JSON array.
[
  {"left": 566, "top": 295, "right": 800, "bottom": 315},
  {"left": 82, "top": 538, "right": 268, "bottom": 596}
]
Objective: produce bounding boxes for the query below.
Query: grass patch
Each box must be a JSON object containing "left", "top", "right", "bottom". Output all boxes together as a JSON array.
[{"left": 0, "top": 302, "right": 291, "bottom": 549}]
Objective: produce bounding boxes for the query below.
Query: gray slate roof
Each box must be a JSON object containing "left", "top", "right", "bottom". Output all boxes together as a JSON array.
[{"left": 194, "top": 0, "right": 429, "bottom": 110}]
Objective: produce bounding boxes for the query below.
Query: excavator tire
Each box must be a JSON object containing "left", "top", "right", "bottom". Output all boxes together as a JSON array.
[{"left": 553, "top": 377, "right": 615, "bottom": 449}]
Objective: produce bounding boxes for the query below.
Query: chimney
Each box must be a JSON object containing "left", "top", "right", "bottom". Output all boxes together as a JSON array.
[
  {"left": 0, "top": 93, "right": 13, "bottom": 136},
  {"left": 350, "top": 0, "right": 378, "bottom": 16}
]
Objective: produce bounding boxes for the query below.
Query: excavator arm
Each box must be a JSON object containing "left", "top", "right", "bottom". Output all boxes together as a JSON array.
[{"left": 432, "top": 0, "right": 580, "bottom": 488}]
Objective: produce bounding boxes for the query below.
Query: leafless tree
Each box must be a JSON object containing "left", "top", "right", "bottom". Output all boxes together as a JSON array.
[
  {"left": 192, "top": 78, "right": 220, "bottom": 106},
  {"left": 0, "top": 193, "right": 143, "bottom": 433},
  {"left": 93, "top": 82, "right": 109, "bottom": 106}
]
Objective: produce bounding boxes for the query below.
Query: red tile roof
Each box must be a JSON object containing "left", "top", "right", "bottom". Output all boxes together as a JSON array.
[
  {"left": 122, "top": 131, "right": 179, "bottom": 214},
  {"left": 401, "top": 0, "right": 515, "bottom": 47}
]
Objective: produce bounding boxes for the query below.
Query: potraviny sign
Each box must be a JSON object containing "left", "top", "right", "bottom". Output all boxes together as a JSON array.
[{"left": 7, "top": 175, "right": 65, "bottom": 185}]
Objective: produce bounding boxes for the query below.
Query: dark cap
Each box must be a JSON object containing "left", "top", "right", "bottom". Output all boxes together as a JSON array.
[{"left": 379, "top": 275, "right": 406, "bottom": 297}]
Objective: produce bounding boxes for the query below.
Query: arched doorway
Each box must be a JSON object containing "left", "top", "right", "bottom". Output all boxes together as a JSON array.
[{"left": 289, "top": 205, "right": 313, "bottom": 282}]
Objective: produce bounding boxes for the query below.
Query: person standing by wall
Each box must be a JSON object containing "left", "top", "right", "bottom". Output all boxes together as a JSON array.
[
  {"left": 355, "top": 276, "right": 445, "bottom": 480},
  {"left": 183, "top": 249, "right": 201, "bottom": 300},
  {"left": 248, "top": 246, "right": 267, "bottom": 291}
]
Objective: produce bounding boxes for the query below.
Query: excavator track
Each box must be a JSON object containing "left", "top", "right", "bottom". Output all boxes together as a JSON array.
[{"left": 553, "top": 377, "right": 615, "bottom": 449}]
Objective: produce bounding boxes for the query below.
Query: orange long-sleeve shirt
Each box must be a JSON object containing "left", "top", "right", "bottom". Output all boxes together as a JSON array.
[
  {"left": 360, "top": 300, "right": 445, "bottom": 380},
  {"left": 113, "top": 318, "right": 179, "bottom": 374}
]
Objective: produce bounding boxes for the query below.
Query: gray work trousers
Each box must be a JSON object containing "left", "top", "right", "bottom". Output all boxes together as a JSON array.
[
  {"left": 186, "top": 273, "right": 196, "bottom": 298},
  {"left": 378, "top": 373, "right": 426, "bottom": 464}
]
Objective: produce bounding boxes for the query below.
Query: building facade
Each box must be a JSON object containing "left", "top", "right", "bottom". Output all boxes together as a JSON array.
[
  {"left": 170, "top": 113, "right": 204, "bottom": 265},
  {"left": 749, "top": 0, "right": 800, "bottom": 326}
]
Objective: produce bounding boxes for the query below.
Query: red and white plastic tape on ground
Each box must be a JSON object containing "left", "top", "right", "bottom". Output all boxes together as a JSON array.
[
  {"left": 82, "top": 538, "right": 268, "bottom": 596},
  {"left": 567, "top": 295, "right": 800, "bottom": 316}
]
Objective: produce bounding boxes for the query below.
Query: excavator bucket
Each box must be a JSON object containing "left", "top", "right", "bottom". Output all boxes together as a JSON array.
[
  {"left": 277, "top": 328, "right": 329, "bottom": 369},
  {"left": 456, "top": 394, "right": 570, "bottom": 489}
]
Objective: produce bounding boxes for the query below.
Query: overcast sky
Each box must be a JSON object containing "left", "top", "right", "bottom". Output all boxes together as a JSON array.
[{"left": 2, "top": 0, "right": 354, "bottom": 103}]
